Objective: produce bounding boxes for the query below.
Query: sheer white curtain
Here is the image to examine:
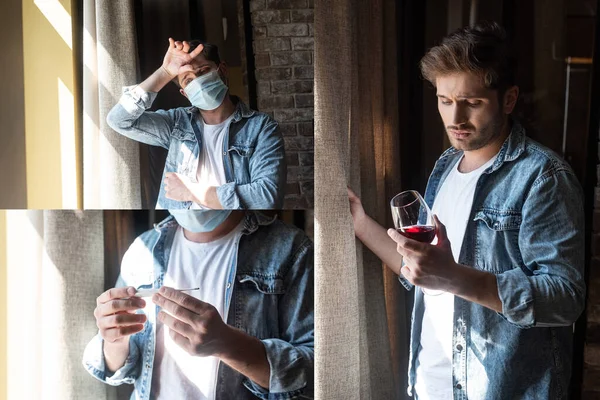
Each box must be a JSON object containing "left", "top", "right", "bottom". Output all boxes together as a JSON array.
[
  {"left": 83, "top": 0, "right": 142, "bottom": 208},
  {"left": 5, "top": 211, "right": 111, "bottom": 399}
]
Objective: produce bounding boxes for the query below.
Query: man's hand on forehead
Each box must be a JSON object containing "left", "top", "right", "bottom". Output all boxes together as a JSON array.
[{"left": 162, "top": 38, "right": 204, "bottom": 78}]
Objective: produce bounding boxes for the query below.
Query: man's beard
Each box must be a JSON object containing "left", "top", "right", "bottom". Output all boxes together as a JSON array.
[{"left": 446, "top": 112, "right": 506, "bottom": 152}]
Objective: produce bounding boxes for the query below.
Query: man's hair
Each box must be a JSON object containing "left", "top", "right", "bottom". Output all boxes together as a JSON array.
[
  {"left": 419, "top": 21, "right": 517, "bottom": 95},
  {"left": 173, "top": 40, "right": 222, "bottom": 88}
]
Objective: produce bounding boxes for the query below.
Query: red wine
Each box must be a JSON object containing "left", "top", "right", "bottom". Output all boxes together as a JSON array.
[{"left": 397, "top": 225, "right": 435, "bottom": 243}]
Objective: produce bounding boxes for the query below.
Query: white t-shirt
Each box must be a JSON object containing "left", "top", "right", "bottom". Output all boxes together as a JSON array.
[
  {"left": 150, "top": 221, "right": 244, "bottom": 400},
  {"left": 191, "top": 115, "right": 233, "bottom": 210},
  {"left": 414, "top": 154, "right": 497, "bottom": 400}
]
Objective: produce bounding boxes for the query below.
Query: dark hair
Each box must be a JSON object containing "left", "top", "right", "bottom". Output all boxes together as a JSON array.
[
  {"left": 173, "top": 40, "right": 222, "bottom": 88},
  {"left": 419, "top": 21, "right": 517, "bottom": 94}
]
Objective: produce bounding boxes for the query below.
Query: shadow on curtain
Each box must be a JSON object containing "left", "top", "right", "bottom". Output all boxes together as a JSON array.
[{"left": 83, "top": 0, "right": 142, "bottom": 209}]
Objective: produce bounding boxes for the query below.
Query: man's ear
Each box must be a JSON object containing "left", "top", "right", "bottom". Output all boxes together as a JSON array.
[
  {"left": 180, "top": 88, "right": 187, "bottom": 98},
  {"left": 503, "top": 85, "right": 519, "bottom": 114},
  {"left": 218, "top": 62, "right": 229, "bottom": 85}
]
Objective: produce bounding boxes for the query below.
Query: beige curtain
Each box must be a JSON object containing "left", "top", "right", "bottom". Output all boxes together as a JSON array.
[
  {"left": 5, "top": 211, "right": 109, "bottom": 399},
  {"left": 315, "top": 0, "right": 408, "bottom": 399},
  {"left": 83, "top": 0, "right": 141, "bottom": 208}
]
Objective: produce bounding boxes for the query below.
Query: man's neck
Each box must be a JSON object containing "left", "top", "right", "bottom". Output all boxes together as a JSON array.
[
  {"left": 199, "top": 94, "right": 236, "bottom": 125},
  {"left": 459, "top": 119, "right": 511, "bottom": 173},
  {"left": 183, "top": 211, "right": 245, "bottom": 243}
]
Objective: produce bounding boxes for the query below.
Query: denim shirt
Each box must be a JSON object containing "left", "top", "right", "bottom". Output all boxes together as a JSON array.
[
  {"left": 401, "top": 121, "right": 585, "bottom": 399},
  {"left": 82, "top": 212, "right": 314, "bottom": 400},
  {"left": 106, "top": 87, "right": 286, "bottom": 209}
]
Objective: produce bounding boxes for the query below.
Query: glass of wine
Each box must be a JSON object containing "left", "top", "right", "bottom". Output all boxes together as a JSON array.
[
  {"left": 390, "top": 190, "right": 442, "bottom": 296},
  {"left": 390, "top": 190, "right": 435, "bottom": 243}
]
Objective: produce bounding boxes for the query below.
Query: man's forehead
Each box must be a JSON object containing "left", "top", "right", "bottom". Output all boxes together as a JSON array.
[
  {"left": 435, "top": 73, "right": 493, "bottom": 97},
  {"left": 189, "top": 53, "right": 213, "bottom": 67}
]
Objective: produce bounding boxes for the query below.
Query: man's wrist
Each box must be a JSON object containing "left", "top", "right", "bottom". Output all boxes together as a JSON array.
[
  {"left": 215, "top": 325, "right": 247, "bottom": 361},
  {"left": 353, "top": 212, "right": 370, "bottom": 239}
]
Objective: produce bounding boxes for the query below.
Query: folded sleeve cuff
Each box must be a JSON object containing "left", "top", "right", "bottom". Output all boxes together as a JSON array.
[
  {"left": 82, "top": 333, "right": 141, "bottom": 386},
  {"left": 119, "top": 85, "right": 158, "bottom": 114},
  {"left": 242, "top": 338, "right": 311, "bottom": 399},
  {"left": 216, "top": 183, "right": 241, "bottom": 209},
  {"left": 495, "top": 268, "right": 535, "bottom": 328}
]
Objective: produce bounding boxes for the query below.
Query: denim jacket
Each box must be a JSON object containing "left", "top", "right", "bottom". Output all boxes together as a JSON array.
[
  {"left": 402, "top": 121, "right": 585, "bottom": 399},
  {"left": 82, "top": 212, "right": 314, "bottom": 400},
  {"left": 106, "top": 87, "right": 286, "bottom": 209}
]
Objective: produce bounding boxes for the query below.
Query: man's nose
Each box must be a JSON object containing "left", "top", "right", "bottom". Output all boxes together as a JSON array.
[{"left": 451, "top": 104, "right": 469, "bottom": 126}]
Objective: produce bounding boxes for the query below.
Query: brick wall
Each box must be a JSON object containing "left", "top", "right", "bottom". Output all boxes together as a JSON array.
[{"left": 237, "top": 0, "right": 314, "bottom": 209}]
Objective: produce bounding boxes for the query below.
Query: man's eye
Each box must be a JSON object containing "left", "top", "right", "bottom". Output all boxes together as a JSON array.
[
  {"left": 468, "top": 101, "right": 482, "bottom": 107},
  {"left": 440, "top": 100, "right": 452, "bottom": 105}
]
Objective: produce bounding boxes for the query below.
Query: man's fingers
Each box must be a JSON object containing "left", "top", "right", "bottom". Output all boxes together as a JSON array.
[
  {"left": 433, "top": 215, "right": 449, "bottom": 244},
  {"left": 168, "top": 37, "right": 175, "bottom": 49},
  {"left": 103, "top": 324, "right": 145, "bottom": 342},
  {"left": 159, "top": 311, "right": 194, "bottom": 338},
  {"left": 98, "top": 298, "right": 146, "bottom": 317},
  {"left": 169, "top": 327, "right": 192, "bottom": 353},
  {"left": 98, "top": 313, "right": 147, "bottom": 330},
  {"left": 387, "top": 228, "right": 423, "bottom": 253},
  {"left": 189, "top": 43, "right": 204, "bottom": 59},
  {"left": 182, "top": 40, "right": 190, "bottom": 53},
  {"left": 97, "top": 286, "right": 136, "bottom": 305},
  {"left": 153, "top": 293, "right": 196, "bottom": 324},
  {"left": 174, "top": 41, "right": 183, "bottom": 50},
  {"left": 347, "top": 186, "right": 359, "bottom": 202},
  {"left": 156, "top": 286, "right": 210, "bottom": 315},
  {"left": 400, "top": 265, "right": 414, "bottom": 284}
]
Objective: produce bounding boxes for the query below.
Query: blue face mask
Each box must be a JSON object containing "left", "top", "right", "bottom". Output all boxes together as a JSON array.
[
  {"left": 183, "top": 69, "right": 228, "bottom": 111},
  {"left": 169, "top": 210, "right": 232, "bottom": 233}
]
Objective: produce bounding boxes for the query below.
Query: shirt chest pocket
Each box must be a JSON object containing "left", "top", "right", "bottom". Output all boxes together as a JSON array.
[
  {"left": 234, "top": 274, "right": 284, "bottom": 338},
  {"left": 473, "top": 209, "right": 523, "bottom": 273},
  {"left": 165, "top": 128, "right": 197, "bottom": 175},
  {"left": 227, "top": 145, "right": 255, "bottom": 183}
]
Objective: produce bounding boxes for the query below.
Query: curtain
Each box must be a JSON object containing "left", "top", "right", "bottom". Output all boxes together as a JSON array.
[
  {"left": 83, "top": 0, "right": 141, "bottom": 209},
  {"left": 5, "top": 211, "right": 109, "bottom": 399},
  {"left": 315, "top": 0, "right": 408, "bottom": 399}
]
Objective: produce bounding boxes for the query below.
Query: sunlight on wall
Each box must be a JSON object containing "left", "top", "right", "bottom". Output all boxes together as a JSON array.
[
  {"left": 23, "top": 0, "right": 79, "bottom": 208},
  {"left": 33, "top": 0, "right": 72, "bottom": 49}
]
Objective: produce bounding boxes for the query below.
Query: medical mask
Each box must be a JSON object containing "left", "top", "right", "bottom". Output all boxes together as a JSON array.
[
  {"left": 169, "top": 210, "right": 232, "bottom": 232},
  {"left": 183, "top": 69, "right": 228, "bottom": 110}
]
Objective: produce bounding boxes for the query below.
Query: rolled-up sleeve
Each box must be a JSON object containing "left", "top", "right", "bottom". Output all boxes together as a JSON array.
[
  {"left": 243, "top": 239, "right": 314, "bottom": 399},
  {"left": 217, "top": 119, "right": 286, "bottom": 209},
  {"left": 496, "top": 168, "right": 586, "bottom": 328},
  {"left": 82, "top": 333, "right": 141, "bottom": 386},
  {"left": 106, "top": 85, "right": 176, "bottom": 149}
]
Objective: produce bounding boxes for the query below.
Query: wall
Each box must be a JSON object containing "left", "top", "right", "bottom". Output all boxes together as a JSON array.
[
  {"left": 0, "top": 0, "right": 27, "bottom": 208},
  {"left": 238, "top": 0, "right": 315, "bottom": 209},
  {"left": 22, "top": 0, "right": 80, "bottom": 208}
]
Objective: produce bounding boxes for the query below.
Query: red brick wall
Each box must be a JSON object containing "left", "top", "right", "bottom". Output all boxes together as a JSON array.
[{"left": 237, "top": 0, "right": 314, "bottom": 209}]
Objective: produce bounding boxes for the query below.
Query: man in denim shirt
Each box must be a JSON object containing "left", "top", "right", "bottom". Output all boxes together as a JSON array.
[
  {"left": 82, "top": 211, "right": 313, "bottom": 399},
  {"left": 107, "top": 39, "right": 286, "bottom": 209},
  {"left": 349, "top": 22, "right": 584, "bottom": 399}
]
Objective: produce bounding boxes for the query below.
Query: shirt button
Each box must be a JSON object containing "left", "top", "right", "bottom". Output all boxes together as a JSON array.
[
  {"left": 456, "top": 384, "right": 462, "bottom": 390},
  {"left": 223, "top": 152, "right": 227, "bottom": 155},
  {"left": 456, "top": 344, "right": 463, "bottom": 351},
  {"left": 226, "top": 283, "right": 231, "bottom": 289}
]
